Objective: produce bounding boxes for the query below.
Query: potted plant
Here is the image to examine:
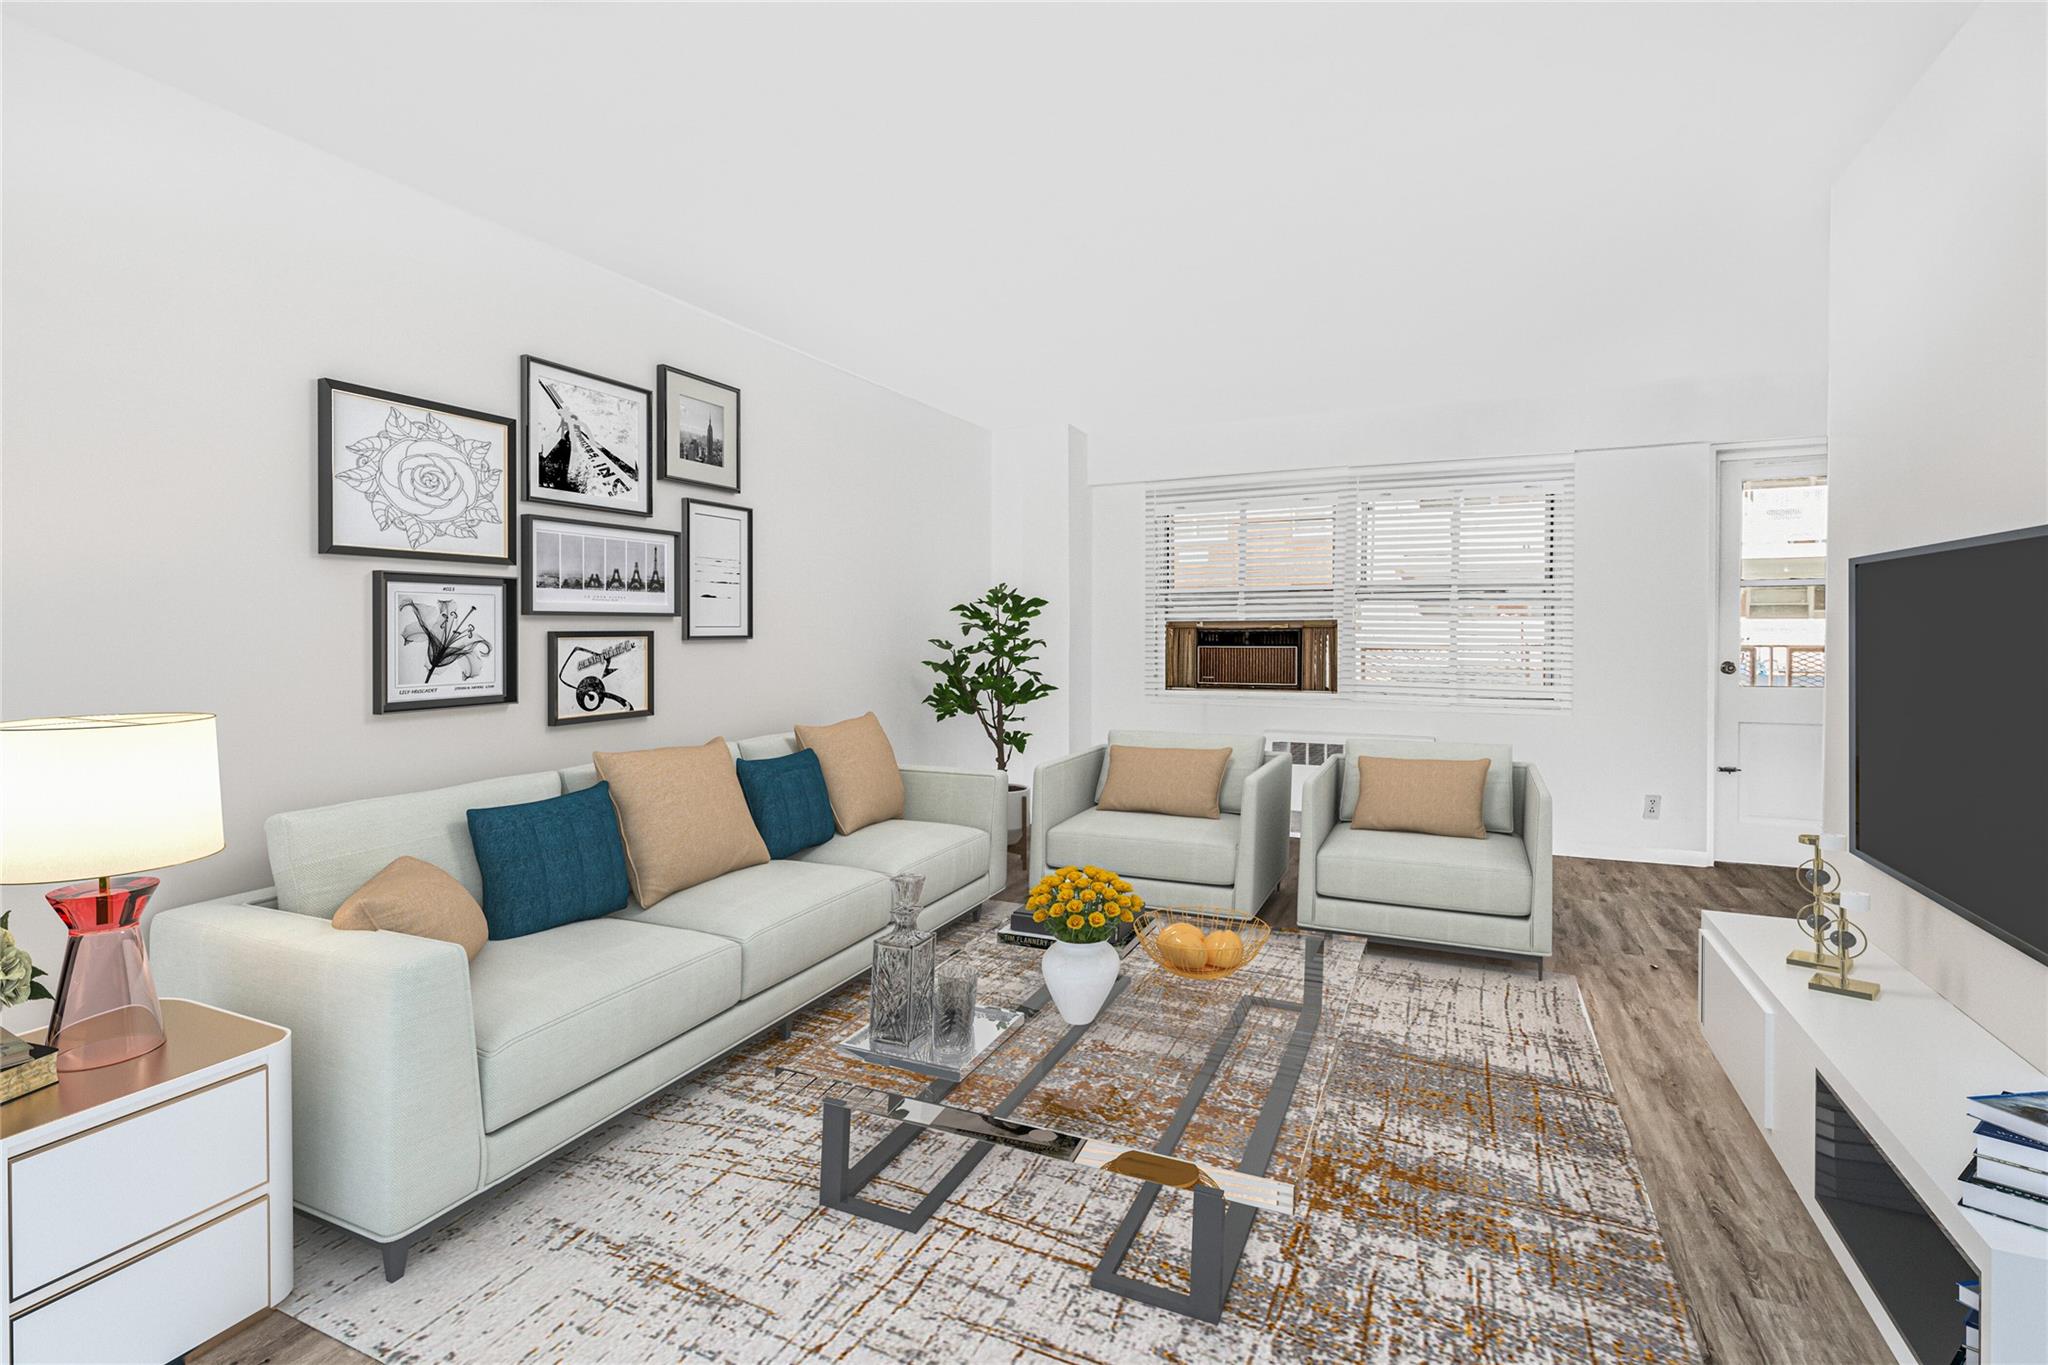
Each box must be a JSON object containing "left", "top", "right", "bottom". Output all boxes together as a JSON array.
[
  {"left": 921, "top": 584, "right": 1055, "bottom": 844},
  {"left": 1025, "top": 866, "right": 1142, "bottom": 1024}
]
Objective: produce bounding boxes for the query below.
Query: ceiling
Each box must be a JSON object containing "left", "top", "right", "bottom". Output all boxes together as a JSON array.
[{"left": 12, "top": 3, "right": 1969, "bottom": 432}]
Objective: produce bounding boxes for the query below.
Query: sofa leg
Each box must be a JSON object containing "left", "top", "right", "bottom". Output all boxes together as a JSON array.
[
  {"left": 1537, "top": 958, "right": 1547, "bottom": 982},
  {"left": 381, "top": 1239, "right": 410, "bottom": 1282}
]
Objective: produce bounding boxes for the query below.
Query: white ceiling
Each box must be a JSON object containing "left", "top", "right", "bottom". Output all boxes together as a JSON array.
[{"left": 13, "top": 3, "right": 1968, "bottom": 432}]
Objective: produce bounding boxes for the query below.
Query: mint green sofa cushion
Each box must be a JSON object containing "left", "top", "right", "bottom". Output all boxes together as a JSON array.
[
  {"left": 617, "top": 860, "right": 889, "bottom": 998},
  {"left": 1045, "top": 808, "right": 1240, "bottom": 887},
  {"left": 1315, "top": 825, "right": 1532, "bottom": 918},
  {"left": 792, "top": 818, "right": 989, "bottom": 903}
]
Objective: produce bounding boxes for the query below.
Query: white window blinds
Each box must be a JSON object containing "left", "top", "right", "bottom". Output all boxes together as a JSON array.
[{"left": 1143, "top": 458, "right": 1575, "bottom": 709}]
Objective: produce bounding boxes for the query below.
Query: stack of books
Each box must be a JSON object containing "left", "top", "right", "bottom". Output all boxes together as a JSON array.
[
  {"left": 995, "top": 906, "right": 1136, "bottom": 951},
  {"left": 1958, "top": 1090, "right": 2048, "bottom": 1231}
]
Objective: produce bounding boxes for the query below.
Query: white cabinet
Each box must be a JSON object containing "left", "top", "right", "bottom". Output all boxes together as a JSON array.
[{"left": 1, "top": 1000, "right": 291, "bottom": 1365}]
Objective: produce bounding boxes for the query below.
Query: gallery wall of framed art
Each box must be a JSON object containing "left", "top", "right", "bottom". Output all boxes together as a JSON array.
[
  {"left": 658, "top": 365, "right": 741, "bottom": 494},
  {"left": 521, "top": 355, "right": 654, "bottom": 518},
  {"left": 320, "top": 379, "right": 515, "bottom": 564},
  {"left": 682, "top": 498, "right": 754, "bottom": 640},
  {"left": 547, "top": 631, "right": 655, "bottom": 725},
  {"left": 371, "top": 571, "right": 518, "bottom": 713}
]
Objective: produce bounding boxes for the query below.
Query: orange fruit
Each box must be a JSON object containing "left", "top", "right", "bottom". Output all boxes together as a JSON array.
[
  {"left": 1204, "top": 929, "right": 1244, "bottom": 970},
  {"left": 1157, "top": 921, "right": 1209, "bottom": 971}
]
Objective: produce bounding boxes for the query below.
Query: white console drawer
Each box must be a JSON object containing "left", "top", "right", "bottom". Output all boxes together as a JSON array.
[
  {"left": 1699, "top": 926, "right": 1775, "bottom": 1131},
  {"left": 10, "top": 1197, "right": 269, "bottom": 1365},
  {"left": 8, "top": 1067, "right": 269, "bottom": 1297}
]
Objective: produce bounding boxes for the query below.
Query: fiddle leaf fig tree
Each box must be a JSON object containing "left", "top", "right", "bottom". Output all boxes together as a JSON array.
[{"left": 921, "top": 584, "right": 1056, "bottom": 775}]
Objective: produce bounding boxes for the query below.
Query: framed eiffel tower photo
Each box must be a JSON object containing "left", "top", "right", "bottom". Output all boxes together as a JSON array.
[{"left": 520, "top": 355, "right": 653, "bottom": 518}]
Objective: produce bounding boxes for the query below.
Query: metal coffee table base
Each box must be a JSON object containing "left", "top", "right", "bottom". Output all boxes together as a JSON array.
[{"left": 816, "top": 936, "right": 1325, "bottom": 1322}]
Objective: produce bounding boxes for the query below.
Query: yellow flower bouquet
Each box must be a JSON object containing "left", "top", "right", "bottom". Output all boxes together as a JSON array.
[{"left": 1025, "top": 865, "right": 1143, "bottom": 945}]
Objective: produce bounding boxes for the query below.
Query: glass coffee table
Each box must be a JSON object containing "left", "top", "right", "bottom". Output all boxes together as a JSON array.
[{"left": 779, "top": 922, "right": 1327, "bottom": 1323}]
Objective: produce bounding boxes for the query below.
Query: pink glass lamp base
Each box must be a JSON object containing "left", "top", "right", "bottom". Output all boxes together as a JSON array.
[{"left": 46, "top": 875, "right": 167, "bottom": 1072}]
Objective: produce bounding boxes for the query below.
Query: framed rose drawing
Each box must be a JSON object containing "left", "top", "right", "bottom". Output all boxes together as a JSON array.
[
  {"left": 522, "top": 356, "right": 653, "bottom": 518},
  {"left": 657, "top": 365, "right": 741, "bottom": 494},
  {"left": 320, "top": 379, "right": 515, "bottom": 564},
  {"left": 548, "top": 631, "right": 654, "bottom": 726},
  {"left": 372, "top": 571, "right": 517, "bottom": 714}
]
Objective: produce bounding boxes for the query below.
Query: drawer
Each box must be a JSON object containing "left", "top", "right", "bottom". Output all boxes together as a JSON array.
[
  {"left": 1699, "top": 926, "right": 1775, "bottom": 1131},
  {"left": 11, "top": 1197, "right": 269, "bottom": 1365},
  {"left": 9, "top": 1067, "right": 268, "bottom": 1297}
]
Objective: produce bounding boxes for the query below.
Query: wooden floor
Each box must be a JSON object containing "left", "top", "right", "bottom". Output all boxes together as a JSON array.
[{"left": 199, "top": 850, "right": 1890, "bottom": 1365}]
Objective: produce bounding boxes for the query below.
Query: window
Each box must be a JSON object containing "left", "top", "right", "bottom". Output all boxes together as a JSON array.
[
  {"left": 1144, "top": 459, "right": 1575, "bottom": 709},
  {"left": 1736, "top": 474, "right": 1826, "bottom": 687}
]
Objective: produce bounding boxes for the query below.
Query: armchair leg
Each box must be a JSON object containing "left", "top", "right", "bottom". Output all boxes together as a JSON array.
[{"left": 381, "top": 1238, "right": 411, "bottom": 1282}]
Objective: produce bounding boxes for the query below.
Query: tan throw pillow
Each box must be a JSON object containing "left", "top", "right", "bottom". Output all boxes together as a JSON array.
[
  {"left": 332, "top": 856, "right": 488, "bottom": 961},
  {"left": 794, "top": 712, "right": 905, "bottom": 835},
  {"left": 1097, "top": 744, "right": 1232, "bottom": 820},
  {"left": 595, "top": 739, "right": 770, "bottom": 905},
  {"left": 1352, "top": 755, "right": 1491, "bottom": 839}
]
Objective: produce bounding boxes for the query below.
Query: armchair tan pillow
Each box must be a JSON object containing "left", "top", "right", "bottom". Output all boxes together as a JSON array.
[
  {"left": 1097, "top": 744, "right": 1232, "bottom": 820},
  {"left": 1352, "top": 755, "right": 1491, "bottom": 839},
  {"left": 794, "top": 712, "right": 904, "bottom": 834},
  {"left": 595, "top": 738, "right": 770, "bottom": 905},
  {"left": 333, "top": 856, "right": 488, "bottom": 961}
]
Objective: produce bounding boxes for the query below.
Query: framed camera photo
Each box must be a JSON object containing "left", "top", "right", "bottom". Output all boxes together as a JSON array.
[
  {"left": 372, "top": 571, "right": 518, "bottom": 714},
  {"left": 521, "top": 355, "right": 653, "bottom": 518},
  {"left": 657, "top": 365, "right": 741, "bottom": 494},
  {"left": 520, "top": 513, "right": 681, "bottom": 617},
  {"left": 319, "top": 379, "right": 515, "bottom": 565},
  {"left": 682, "top": 498, "right": 754, "bottom": 640},
  {"left": 547, "top": 631, "right": 655, "bottom": 726}
]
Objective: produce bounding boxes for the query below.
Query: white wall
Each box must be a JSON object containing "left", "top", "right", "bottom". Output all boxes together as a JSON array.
[
  {"left": 0, "top": 27, "right": 994, "bottom": 1029},
  {"left": 986, "top": 425, "right": 1091, "bottom": 782},
  {"left": 1824, "top": 5, "right": 2048, "bottom": 1069},
  {"left": 1090, "top": 439, "right": 1722, "bottom": 863}
]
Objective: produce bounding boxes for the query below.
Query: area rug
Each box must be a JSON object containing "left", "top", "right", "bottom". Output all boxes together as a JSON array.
[{"left": 282, "top": 920, "right": 1698, "bottom": 1364}]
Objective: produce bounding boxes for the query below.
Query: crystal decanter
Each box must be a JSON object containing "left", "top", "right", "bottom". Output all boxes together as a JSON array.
[{"left": 869, "top": 873, "right": 934, "bottom": 1050}]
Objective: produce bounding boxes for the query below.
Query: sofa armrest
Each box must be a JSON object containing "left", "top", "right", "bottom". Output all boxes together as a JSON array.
[
  {"left": 1519, "top": 763, "right": 1554, "bottom": 955},
  {"left": 1297, "top": 757, "right": 1341, "bottom": 921},
  {"left": 1029, "top": 745, "right": 1106, "bottom": 885},
  {"left": 900, "top": 765, "right": 1006, "bottom": 891},
  {"left": 149, "top": 895, "right": 484, "bottom": 1242},
  {"left": 1235, "top": 753, "right": 1291, "bottom": 915}
]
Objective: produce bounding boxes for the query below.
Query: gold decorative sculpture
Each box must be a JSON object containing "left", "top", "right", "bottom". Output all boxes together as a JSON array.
[
  {"left": 1809, "top": 889, "right": 1879, "bottom": 1001},
  {"left": 1790, "top": 833, "right": 1878, "bottom": 1000}
]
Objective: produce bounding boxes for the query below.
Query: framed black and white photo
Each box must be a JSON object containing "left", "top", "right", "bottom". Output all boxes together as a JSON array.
[
  {"left": 521, "top": 513, "right": 681, "bottom": 617},
  {"left": 372, "top": 571, "right": 517, "bottom": 714},
  {"left": 521, "top": 355, "right": 653, "bottom": 518},
  {"left": 319, "top": 379, "right": 515, "bottom": 564},
  {"left": 547, "top": 631, "right": 654, "bottom": 726},
  {"left": 682, "top": 499, "right": 753, "bottom": 639},
  {"left": 657, "top": 365, "right": 741, "bottom": 494}
]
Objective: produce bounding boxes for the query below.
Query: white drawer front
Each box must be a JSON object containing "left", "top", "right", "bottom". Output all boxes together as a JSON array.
[
  {"left": 12, "top": 1198, "right": 268, "bottom": 1365},
  {"left": 9, "top": 1067, "right": 268, "bottom": 1296},
  {"left": 1699, "top": 928, "right": 1775, "bottom": 1131}
]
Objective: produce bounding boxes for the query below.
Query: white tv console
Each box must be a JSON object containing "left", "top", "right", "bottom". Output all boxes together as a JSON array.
[{"left": 1698, "top": 911, "right": 2048, "bottom": 1364}]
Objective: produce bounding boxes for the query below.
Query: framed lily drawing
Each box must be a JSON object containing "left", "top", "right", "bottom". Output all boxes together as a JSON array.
[
  {"left": 372, "top": 571, "right": 518, "bottom": 714},
  {"left": 319, "top": 379, "right": 515, "bottom": 564}
]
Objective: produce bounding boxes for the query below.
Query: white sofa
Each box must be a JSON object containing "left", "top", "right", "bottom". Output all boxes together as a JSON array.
[
  {"left": 148, "top": 732, "right": 1004, "bottom": 1281},
  {"left": 1298, "top": 738, "right": 1552, "bottom": 969},
  {"left": 1027, "top": 730, "right": 1290, "bottom": 919}
]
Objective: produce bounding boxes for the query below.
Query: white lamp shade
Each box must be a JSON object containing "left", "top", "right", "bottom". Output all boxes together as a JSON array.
[{"left": 0, "top": 713, "right": 224, "bottom": 885}]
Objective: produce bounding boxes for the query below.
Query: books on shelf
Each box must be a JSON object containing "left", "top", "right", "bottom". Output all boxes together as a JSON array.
[
  {"left": 1956, "top": 1278, "right": 1979, "bottom": 1312},
  {"left": 1975, "top": 1119, "right": 2048, "bottom": 1173},
  {"left": 1964, "top": 1090, "right": 2048, "bottom": 1147},
  {"left": 1958, "top": 1156, "right": 2048, "bottom": 1230}
]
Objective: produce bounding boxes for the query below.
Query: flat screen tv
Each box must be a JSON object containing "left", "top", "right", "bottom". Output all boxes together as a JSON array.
[{"left": 1851, "top": 524, "right": 2048, "bottom": 965}]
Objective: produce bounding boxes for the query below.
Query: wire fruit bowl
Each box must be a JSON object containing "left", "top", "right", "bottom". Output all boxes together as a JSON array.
[{"left": 1134, "top": 908, "right": 1274, "bottom": 980}]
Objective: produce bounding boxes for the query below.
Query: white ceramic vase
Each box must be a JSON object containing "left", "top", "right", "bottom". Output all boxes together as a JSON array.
[{"left": 1042, "top": 938, "right": 1119, "bottom": 1026}]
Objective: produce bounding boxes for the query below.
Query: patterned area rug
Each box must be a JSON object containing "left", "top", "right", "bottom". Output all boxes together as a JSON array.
[{"left": 284, "top": 920, "right": 1698, "bottom": 1363}]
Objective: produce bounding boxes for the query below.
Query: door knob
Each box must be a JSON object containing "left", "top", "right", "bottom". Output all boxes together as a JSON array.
[{"left": 1719, "top": 660, "right": 1737, "bottom": 675}]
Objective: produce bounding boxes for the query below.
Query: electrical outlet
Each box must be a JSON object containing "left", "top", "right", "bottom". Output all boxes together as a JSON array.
[{"left": 1642, "top": 794, "right": 1662, "bottom": 820}]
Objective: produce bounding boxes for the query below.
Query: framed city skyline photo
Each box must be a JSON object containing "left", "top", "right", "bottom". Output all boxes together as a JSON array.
[
  {"left": 521, "top": 355, "right": 653, "bottom": 518},
  {"left": 548, "top": 631, "right": 654, "bottom": 726},
  {"left": 372, "top": 571, "right": 517, "bottom": 714},
  {"left": 521, "top": 512, "right": 680, "bottom": 617},
  {"left": 682, "top": 499, "right": 753, "bottom": 640},
  {"left": 658, "top": 365, "right": 741, "bottom": 494},
  {"left": 319, "top": 379, "right": 514, "bottom": 564}
]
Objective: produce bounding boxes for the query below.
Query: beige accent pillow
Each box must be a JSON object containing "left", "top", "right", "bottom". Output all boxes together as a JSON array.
[
  {"left": 332, "top": 856, "right": 488, "bottom": 961},
  {"left": 595, "top": 738, "right": 770, "bottom": 905},
  {"left": 1097, "top": 744, "right": 1232, "bottom": 820},
  {"left": 1351, "top": 755, "right": 1491, "bottom": 839},
  {"left": 794, "top": 712, "right": 905, "bottom": 834}
]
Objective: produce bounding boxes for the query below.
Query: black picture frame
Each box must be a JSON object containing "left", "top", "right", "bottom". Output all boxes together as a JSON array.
[
  {"left": 371, "top": 571, "right": 518, "bottom": 714},
  {"left": 547, "top": 631, "right": 656, "bottom": 726},
  {"left": 519, "top": 512, "right": 682, "bottom": 617},
  {"left": 657, "top": 365, "right": 742, "bottom": 494},
  {"left": 681, "top": 498, "right": 754, "bottom": 640},
  {"left": 520, "top": 355, "right": 654, "bottom": 518},
  {"left": 318, "top": 379, "right": 516, "bottom": 565}
]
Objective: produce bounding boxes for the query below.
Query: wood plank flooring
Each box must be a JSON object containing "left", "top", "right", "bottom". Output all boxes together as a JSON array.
[{"left": 198, "top": 850, "right": 1889, "bottom": 1365}]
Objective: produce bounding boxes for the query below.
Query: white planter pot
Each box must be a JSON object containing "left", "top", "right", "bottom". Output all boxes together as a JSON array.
[
  {"left": 1041, "top": 938, "right": 1119, "bottom": 1026},
  {"left": 1005, "top": 784, "right": 1027, "bottom": 844}
]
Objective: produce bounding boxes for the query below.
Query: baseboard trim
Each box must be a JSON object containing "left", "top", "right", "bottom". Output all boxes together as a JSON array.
[{"left": 1560, "top": 844, "right": 1714, "bottom": 868}]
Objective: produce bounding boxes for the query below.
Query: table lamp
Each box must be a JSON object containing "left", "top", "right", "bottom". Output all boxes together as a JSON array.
[{"left": 0, "top": 714, "right": 224, "bottom": 1071}]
